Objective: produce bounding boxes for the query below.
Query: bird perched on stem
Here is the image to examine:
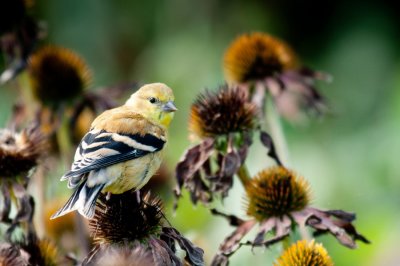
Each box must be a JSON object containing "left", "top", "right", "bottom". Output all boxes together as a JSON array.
[{"left": 51, "top": 83, "right": 177, "bottom": 219}]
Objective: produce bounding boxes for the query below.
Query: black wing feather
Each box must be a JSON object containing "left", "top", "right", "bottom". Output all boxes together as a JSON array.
[{"left": 63, "top": 130, "right": 165, "bottom": 179}]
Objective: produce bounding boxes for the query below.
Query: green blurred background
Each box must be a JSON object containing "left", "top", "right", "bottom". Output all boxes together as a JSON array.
[{"left": 1, "top": 0, "right": 400, "bottom": 265}]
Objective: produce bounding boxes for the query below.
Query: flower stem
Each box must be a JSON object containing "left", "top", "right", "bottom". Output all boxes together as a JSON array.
[
  {"left": 237, "top": 163, "right": 251, "bottom": 188},
  {"left": 265, "top": 96, "right": 291, "bottom": 166}
]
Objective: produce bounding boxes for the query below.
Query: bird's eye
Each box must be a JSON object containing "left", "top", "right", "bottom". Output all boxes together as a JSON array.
[{"left": 149, "top": 97, "right": 157, "bottom": 104}]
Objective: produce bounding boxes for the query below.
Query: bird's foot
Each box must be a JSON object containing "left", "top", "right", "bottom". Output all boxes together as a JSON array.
[
  {"left": 106, "top": 192, "right": 111, "bottom": 201},
  {"left": 135, "top": 190, "right": 141, "bottom": 204}
]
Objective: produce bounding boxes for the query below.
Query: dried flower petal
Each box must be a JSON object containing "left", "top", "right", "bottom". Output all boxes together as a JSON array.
[{"left": 161, "top": 227, "right": 204, "bottom": 266}]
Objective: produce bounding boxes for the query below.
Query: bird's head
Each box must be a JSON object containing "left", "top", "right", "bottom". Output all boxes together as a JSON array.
[{"left": 125, "top": 83, "right": 177, "bottom": 128}]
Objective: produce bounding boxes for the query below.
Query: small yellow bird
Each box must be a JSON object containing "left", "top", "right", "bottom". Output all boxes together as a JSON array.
[{"left": 51, "top": 83, "right": 177, "bottom": 219}]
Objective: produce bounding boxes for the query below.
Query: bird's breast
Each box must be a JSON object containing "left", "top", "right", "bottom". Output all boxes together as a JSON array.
[{"left": 103, "top": 151, "right": 163, "bottom": 194}]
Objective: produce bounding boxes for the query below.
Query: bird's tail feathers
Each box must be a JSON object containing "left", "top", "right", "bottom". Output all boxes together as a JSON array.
[
  {"left": 78, "top": 183, "right": 105, "bottom": 219},
  {"left": 50, "top": 182, "right": 104, "bottom": 220}
]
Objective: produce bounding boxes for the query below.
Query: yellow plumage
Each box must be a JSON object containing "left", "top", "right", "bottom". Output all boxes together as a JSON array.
[{"left": 51, "top": 83, "right": 176, "bottom": 219}]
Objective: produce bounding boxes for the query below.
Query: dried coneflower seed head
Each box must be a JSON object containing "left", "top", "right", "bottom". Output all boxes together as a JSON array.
[
  {"left": 224, "top": 32, "right": 297, "bottom": 83},
  {"left": 246, "top": 166, "right": 310, "bottom": 220},
  {"left": 0, "top": 126, "right": 46, "bottom": 178},
  {"left": 28, "top": 46, "right": 91, "bottom": 106},
  {"left": 88, "top": 191, "right": 163, "bottom": 245},
  {"left": 274, "top": 240, "right": 334, "bottom": 266},
  {"left": 189, "top": 85, "right": 258, "bottom": 139}
]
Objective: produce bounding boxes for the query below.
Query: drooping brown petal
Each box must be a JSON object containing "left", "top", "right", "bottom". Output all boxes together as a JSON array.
[
  {"left": 260, "top": 131, "right": 283, "bottom": 165},
  {"left": 218, "top": 220, "right": 256, "bottom": 256},
  {"left": 150, "top": 238, "right": 182, "bottom": 266},
  {"left": 210, "top": 209, "right": 245, "bottom": 227},
  {"left": 0, "top": 186, "right": 12, "bottom": 223},
  {"left": 211, "top": 219, "right": 256, "bottom": 266},
  {"left": 211, "top": 254, "right": 229, "bottom": 266},
  {"left": 298, "top": 67, "right": 332, "bottom": 82},
  {"left": 237, "top": 131, "right": 253, "bottom": 164},
  {"left": 12, "top": 184, "right": 34, "bottom": 223},
  {"left": 294, "top": 207, "right": 370, "bottom": 249},
  {"left": 175, "top": 138, "right": 215, "bottom": 196},
  {"left": 211, "top": 150, "right": 241, "bottom": 198},
  {"left": 310, "top": 209, "right": 370, "bottom": 244},
  {"left": 249, "top": 216, "right": 291, "bottom": 248},
  {"left": 161, "top": 227, "right": 205, "bottom": 266}
]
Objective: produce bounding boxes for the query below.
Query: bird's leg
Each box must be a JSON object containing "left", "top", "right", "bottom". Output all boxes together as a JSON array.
[
  {"left": 106, "top": 192, "right": 111, "bottom": 201},
  {"left": 135, "top": 190, "right": 141, "bottom": 204}
]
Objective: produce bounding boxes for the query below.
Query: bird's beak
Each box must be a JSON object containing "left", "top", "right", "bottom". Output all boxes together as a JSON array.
[{"left": 163, "top": 101, "right": 178, "bottom": 112}]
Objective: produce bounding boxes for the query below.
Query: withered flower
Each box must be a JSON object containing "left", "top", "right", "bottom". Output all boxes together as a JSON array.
[
  {"left": 0, "top": 242, "right": 29, "bottom": 266},
  {"left": 189, "top": 85, "right": 257, "bottom": 139},
  {"left": 0, "top": 0, "right": 42, "bottom": 84},
  {"left": 84, "top": 190, "right": 204, "bottom": 266},
  {"left": 0, "top": 125, "right": 46, "bottom": 178},
  {"left": 274, "top": 240, "right": 334, "bottom": 266},
  {"left": 175, "top": 85, "right": 261, "bottom": 206},
  {"left": 175, "top": 85, "right": 282, "bottom": 206},
  {"left": 0, "top": 232, "right": 61, "bottom": 266},
  {"left": 211, "top": 166, "right": 369, "bottom": 265},
  {"left": 28, "top": 45, "right": 91, "bottom": 108},
  {"left": 224, "top": 32, "right": 330, "bottom": 120},
  {"left": 0, "top": 125, "right": 46, "bottom": 234}
]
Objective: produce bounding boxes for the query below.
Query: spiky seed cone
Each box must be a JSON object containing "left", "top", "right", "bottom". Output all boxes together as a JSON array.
[
  {"left": 88, "top": 191, "right": 163, "bottom": 245},
  {"left": 189, "top": 85, "right": 258, "bottom": 139},
  {"left": 28, "top": 46, "right": 91, "bottom": 106},
  {"left": 274, "top": 240, "right": 334, "bottom": 266},
  {"left": 0, "top": 126, "right": 46, "bottom": 178},
  {"left": 224, "top": 32, "right": 297, "bottom": 83},
  {"left": 246, "top": 166, "right": 310, "bottom": 220}
]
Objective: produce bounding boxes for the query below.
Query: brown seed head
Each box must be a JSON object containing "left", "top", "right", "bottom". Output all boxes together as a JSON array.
[
  {"left": 246, "top": 166, "right": 310, "bottom": 220},
  {"left": 224, "top": 32, "right": 297, "bottom": 83},
  {"left": 28, "top": 46, "right": 91, "bottom": 107},
  {"left": 0, "top": 126, "right": 46, "bottom": 178},
  {"left": 88, "top": 191, "right": 163, "bottom": 245},
  {"left": 189, "top": 85, "right": 258, "bottom": 139},
  {"left": 274, "top": 240, "right": 334, "bottom": 266}
]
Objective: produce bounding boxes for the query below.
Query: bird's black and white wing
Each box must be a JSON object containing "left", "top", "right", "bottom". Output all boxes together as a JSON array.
[{"left": 61, "top": 129, "right": 165, "bottom": 187}]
